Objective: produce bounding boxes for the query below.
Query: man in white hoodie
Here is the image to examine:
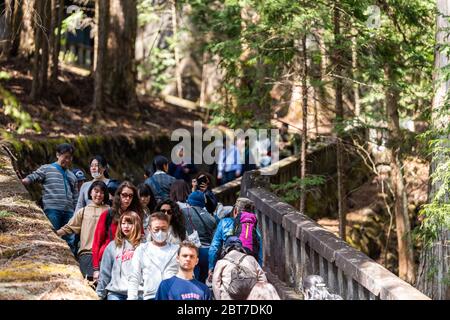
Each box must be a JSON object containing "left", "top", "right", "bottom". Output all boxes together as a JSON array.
[{"left": 127, "top": 212, "right": 179, "bottom": 300}]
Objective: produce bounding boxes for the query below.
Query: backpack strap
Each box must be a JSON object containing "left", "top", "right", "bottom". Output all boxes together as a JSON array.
[
  {"left": 186, "top": 207, "right": 197, "bottom": 232},
  {"left": 223, "top": 252, "right": 247, "bottom": 266}
]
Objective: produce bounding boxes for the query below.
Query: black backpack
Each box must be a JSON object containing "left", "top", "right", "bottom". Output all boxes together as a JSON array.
[{"left": 223, "top": 253, "right": 258, "bottom": 300}]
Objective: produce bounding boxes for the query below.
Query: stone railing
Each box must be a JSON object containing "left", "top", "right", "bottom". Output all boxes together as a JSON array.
[{"left": 240, "top": 171, "right": 430, "bottom": 300}]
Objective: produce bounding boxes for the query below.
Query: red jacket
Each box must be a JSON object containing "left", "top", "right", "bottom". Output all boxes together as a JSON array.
[{"left": 92, "top": 209, "right": 118, "bottom": 271}]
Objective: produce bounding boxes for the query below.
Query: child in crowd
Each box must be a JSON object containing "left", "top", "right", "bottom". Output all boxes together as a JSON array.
[
  {"left": 57, "top": 181, "right": 109, "bottom": 280},
  {"left": 137, "top": 183, "right": 157, "bottom": 239}
]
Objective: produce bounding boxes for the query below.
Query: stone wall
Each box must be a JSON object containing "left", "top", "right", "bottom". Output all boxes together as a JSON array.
[{"left": 0, "top": 147, "right": 97, "bottom": 300}]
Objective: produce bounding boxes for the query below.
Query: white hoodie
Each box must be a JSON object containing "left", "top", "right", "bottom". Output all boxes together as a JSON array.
[{"left": 127, "top": 241, "right": 179, "bottom": 300}]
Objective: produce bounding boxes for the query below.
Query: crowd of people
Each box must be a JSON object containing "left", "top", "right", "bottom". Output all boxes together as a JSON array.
[{"left": 21, "top": 143, "right": 280, "bottom": 300}]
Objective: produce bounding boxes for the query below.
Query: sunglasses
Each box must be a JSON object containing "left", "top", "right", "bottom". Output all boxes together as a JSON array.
[
  {"left": 161, "top": 209, "right": 173, "bottom": 215},
  {"left": 120, "top": 193, "right": 134, "bottom": 199}
]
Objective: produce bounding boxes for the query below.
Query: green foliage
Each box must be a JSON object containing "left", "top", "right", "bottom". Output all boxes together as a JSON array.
[
  {"left": 271, "top": 175, "right": 326, "bottom": 204},
  {"left": 0, "top": 210, "right": 13, "bottom": 218},
  {"left": 136, "top": 0, "right": 176, "bottom": 95},
  {"left": 0, "top": 72, "right": 41, "bottom": 135}
]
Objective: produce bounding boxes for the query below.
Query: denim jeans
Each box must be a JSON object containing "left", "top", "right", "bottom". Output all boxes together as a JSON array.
[
  {"left": 78, "top": 254, "right": 94, "bottom": 279},
  {"left": 221, "top": 171, "right": 237, "bottom": 185},
  {"left": 44, "top": 209, "right": 76, "bottom": 256},
  {"left": 194, "top": 246, "right": 210, "bottom": 283},
  {"left": 107, "top": 292, "right": 128, "bottom": 301}
]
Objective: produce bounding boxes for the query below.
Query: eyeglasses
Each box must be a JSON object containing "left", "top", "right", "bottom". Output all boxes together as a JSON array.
[
  {"left": 120, "top": 193, "right": 134, "bottom": 199},
  {"left": 161, "top": 209, "right": 173, "bottom": 215}
]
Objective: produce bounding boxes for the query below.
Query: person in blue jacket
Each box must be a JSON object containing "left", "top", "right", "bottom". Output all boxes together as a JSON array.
[{"left": 207, "top": 197, "right": 263, "bottom": 282}]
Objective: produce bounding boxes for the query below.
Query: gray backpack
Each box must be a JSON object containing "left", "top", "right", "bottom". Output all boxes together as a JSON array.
[{"left": 223, "top": 253, "right": 257, "bottom": 300}]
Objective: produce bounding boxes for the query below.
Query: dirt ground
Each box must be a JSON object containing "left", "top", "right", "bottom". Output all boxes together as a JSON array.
[{"left": 0, "top": 58, "right": 205, "bottom": 140}]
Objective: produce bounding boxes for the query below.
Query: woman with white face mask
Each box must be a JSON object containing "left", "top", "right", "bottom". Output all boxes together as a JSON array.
[{"left": 75, "top": 155, "right": 111, "bottom": 213}]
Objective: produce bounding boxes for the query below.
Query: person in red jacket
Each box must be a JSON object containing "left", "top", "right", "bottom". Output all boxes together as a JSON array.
[{"left": 92, "top": 181, "right": 143, "bottom": 281}]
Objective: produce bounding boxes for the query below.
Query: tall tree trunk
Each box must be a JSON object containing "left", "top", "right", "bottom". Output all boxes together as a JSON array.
[
  {"left": 299, "top": 35, "right": 308, "bottom": 214},
  {"left": 105, "top": 0, "right": 138, "bottom": 110},
  {"left": 334, "top": 2, "right": 346, "bottom": 240},
  {"left": 416, "top": 0, "right": 450, "bottom": 299},
  {"left": 50, "top": 0, "right": 63, "bottom": 83},
  {"left": 351, "top": 27, "right": 360, "bottom": 117},
  {"left": 19, "top": 0, "right": 36, "bottom": 58},
  {"left": 0, "top": 0, "right": 13, "bottom": 59},
  {"left": 30, "top": 0, "right": 44, "bottom": 100},
  {"left": 316, "top": 28, "right": 328, "bottom": 108},
  {"left": 9, "top": 0, "right": 23, "bottom": 57},
  {"left": 384, "top": 64, "right": 416, "bottom": 284},
  {"left": 93, "top": 0, "right": 110, "bottom": 115},
  {"left": 171, "top": 0, "right": 183, "bottom": 98},
  {"left": 39, "top": 0, "right": 50, "bottom": 93}
]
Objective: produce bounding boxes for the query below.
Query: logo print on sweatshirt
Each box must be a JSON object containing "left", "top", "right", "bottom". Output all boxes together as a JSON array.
[
  {"left": 181, "top": 293, "right": 201, "bottom": 300},
  {"left": 116, "top": 249, "right": 134, "bottom": 262}
]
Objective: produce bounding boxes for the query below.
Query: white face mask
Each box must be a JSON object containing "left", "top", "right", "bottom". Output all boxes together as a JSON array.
[
  {"left": 91, "top": 172, "right": 102, "bottom": 179},
  {"left": 152, "top": 230, "right": 168, "bottom": 243}
]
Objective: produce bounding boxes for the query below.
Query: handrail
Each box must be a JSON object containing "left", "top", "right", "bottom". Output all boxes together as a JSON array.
[{"left": 243, "top": 182, "right": 430, "bottom": 300}]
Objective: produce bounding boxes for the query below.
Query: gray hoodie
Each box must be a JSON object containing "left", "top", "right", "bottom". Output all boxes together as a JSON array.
[{"left": 96, "top": 239, "right": 142, "bottom": 299}]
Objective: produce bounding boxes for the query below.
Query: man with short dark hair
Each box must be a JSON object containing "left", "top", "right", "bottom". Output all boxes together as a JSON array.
[
  {"left": 127, "top": 212, "right": 179, "bottom": 300},
  {"left": 145, "top": 155, "right": 176, "bottom": 203},
  {"left": 155, "top": 241, "right": 212, "bottom": 300},
  {"left": 22, "top": 143, "right": 78, "bottom": 255}
]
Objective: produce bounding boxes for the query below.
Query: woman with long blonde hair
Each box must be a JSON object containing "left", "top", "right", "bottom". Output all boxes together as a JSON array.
[{"left": 96, "top": 211, "right": 143, "bottom": 300}]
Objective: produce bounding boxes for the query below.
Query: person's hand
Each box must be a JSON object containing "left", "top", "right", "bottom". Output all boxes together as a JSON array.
[
  {"left": 208, "top": 270, "right": 213, "bottom": 281},
  {"left": 56, "top": 229, "right": 64, "bottom": 237},
  {"left": 21, "top": 178, "right": 30, "bottom": 186},
  {"left": 235, "top": 171, "right": 241, "bottom": 177},
  {"left": 93, "top": 271, "right": 100, "bottom": 282},
  {"left": 199, "top": 182, "right": 208, "bottom": 192},
  {"left": 191, "top": 179, "right": 198, "bottom": 192},
  {"left": 217, "top": 173, "right": 223, "bottom": 180},
  {"left": 183, "top": 167, "right": 190, "bottom": 174}
]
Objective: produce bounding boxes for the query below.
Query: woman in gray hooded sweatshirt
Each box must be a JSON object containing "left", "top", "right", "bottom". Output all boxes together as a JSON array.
[{"left": 96, "top": 211, "right": 143, "bottom": 300}]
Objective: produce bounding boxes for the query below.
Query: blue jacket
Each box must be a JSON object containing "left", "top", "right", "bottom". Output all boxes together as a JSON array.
[{"left": 208, "top": 217, "right": 263, "bottom": 271}]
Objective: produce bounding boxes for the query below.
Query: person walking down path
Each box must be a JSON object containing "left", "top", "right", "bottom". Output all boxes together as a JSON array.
[
  {"left": 170, "top": 179, "right": 191, "bottom": 210},
  {"left": 212, "top": 236, "right": 267, "bottom": 300},
  {"left": 208, "top": 198, "right": 263, "bottom": 281},
  {"left": 155, "top": 199, "right": 187, "bottom": 245},
  {"left": 96, "top": 211, "right": 144, "bottom": 300},
  {"left": 182, "top": 191, "right": 217, "bottom": 283},
  {"left": 168, "top": 146, "right": 198, "bottom": 184},
  {"left": 156, "top": 241, "right": 212, "bottom": 300},
  {"left": 72, "top": 168, "right": 86, "bottom": 192},
  {"left": 22, "top": 143, "right": 79, "bottom": 255},
  {"left": 217, "top": 136, "right": 242, "bottom": 185},
  {"left": 137, "top": 183, "right": 157, "bottom": 239},
  {"left": 145, "top": 155, "right": 176, "bottom": 203},
  {"left": 192, "top": 173, "right": 218, "bottom": 215},
  {"left": 56, "top": 181, "right": 109, "bottom": 279},
  {"left": 75, "top": 155, "right": 111, "bottom": 213},
  {"left": 127, "top": 212, "right": 179, "bottom": 300},
  {"left": 92, "top": 181, "right": 143, "bottom": 282}
]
